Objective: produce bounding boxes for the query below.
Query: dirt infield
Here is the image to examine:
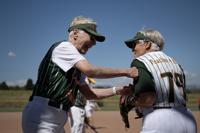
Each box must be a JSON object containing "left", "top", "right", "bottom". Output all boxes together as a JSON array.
[{"left": 0, "top": 111, "right": 199, "bottom": 133}]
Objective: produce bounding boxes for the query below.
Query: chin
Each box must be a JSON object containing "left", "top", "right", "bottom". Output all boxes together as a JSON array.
[
  {"left": 78, "top": 49, "right": 86, "bottom": 54},
  {"left": 81, "top": 51, "right": 87, "bottom": 55}
]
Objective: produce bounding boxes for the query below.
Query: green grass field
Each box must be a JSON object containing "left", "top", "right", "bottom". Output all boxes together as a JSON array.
[{"left": 0, "top": 90, "right": 199, "bottom": 112}]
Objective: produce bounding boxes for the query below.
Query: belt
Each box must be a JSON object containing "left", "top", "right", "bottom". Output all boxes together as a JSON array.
[
  {"left": 29, "top": 96, "right": 69, "bottom": 111},
  {"left": 153, "top": 104, "right": 186, "bottom": 110},
  {"left": 153, "top": 106, "right": 172, "bottom": 110}
]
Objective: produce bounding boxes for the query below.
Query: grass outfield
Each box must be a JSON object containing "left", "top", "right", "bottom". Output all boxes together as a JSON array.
[
  {"left": 0, "top": 90, "right": 199, "bottom": 112},
  {"left": 0, "top": 90, "right": 31, "bottom": 112}
]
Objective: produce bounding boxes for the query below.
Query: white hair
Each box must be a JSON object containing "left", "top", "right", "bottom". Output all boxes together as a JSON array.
[
  {"left": 138, "top": 40, "right": 160, "bottom": 51},
  {"left": 150, "top": 42, "right": 160, "bottom": 51},
  {"left": 140, "top": 29, "right": 165, "bottom": 50}
]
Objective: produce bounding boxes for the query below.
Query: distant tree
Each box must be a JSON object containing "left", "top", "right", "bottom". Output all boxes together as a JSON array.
[
  {"left": 25, "top": 79, "right": 34, "bottom": 90},
  {"left": 0, "top": 81, "right": 9, "bottom": 90},
  {"left": 9, "top": 85, "right": 23, "bottom": 90}
]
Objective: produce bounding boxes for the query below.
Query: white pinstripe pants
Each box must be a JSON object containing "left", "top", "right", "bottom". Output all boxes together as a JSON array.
[
  {"left": 140, "top": 107, "right": 197, "bottom": 133},
  {"left": 22, "top": 96, "right": 68, "bottom": 133}
]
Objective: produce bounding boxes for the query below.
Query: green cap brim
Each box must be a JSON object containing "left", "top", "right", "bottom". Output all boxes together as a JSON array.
[
  {"left": 68, "top": 24, "right": 105, "bottom": 42},
  {"left": 84, "top": 29, "right": 105, "bottom": 42},
  {"left": 124, "top": 32, "right": 148, "bottom": 49},
  {"left": 125, "top": 38, "right": 136, "bottom": 49}
]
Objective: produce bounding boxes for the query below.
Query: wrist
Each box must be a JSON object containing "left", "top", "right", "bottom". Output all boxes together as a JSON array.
[{"left": 112, "top": 86, "right": 117, "bottom": 95}]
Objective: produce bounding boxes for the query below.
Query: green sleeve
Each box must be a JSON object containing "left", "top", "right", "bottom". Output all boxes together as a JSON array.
[{"left": 131, "top": 59, "right": 155, "bottom": 96}]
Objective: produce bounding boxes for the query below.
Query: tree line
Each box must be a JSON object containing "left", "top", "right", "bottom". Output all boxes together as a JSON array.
[
  {"left": 1, "top": 79, "right": 199, "bottom": 92},
  {"left": 0, "top": 79, "right": 111, "bottom": 90},
  {"left": 0, "top": 79, "right": 34, "bottom": 90}
]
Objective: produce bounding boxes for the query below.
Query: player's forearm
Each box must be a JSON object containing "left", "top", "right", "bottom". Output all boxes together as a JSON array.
[
  {"left": 79, "top": 84, "right": 131, "bottom": 100},
  {"left": 85, "top": 88, "right": 115, "bottom": 100},
  {"left": 75, "top": 60, "right": 138, "bottom": 78},
  {"left": 86, "top": 86, "right": 132, "bottom": 100},
  {"left": 85, "top": 66, "right": 130, "bottom": 78},
  {"left": 78, "top": 84, "right": 116, "bottom": 100}
]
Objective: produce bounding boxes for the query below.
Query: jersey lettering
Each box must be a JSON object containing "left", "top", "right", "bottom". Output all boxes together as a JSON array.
[{"left": 137, "top": 51, "right": 186, "bottom": 107}]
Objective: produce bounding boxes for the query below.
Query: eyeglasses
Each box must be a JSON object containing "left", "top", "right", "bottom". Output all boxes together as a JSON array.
[{"left": 89, "top": 34, "right": 96, "bottom": 42}]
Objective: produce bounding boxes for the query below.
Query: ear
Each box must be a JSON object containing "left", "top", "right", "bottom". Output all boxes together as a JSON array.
[
  {"left": 72, "top": 29, "right": 79, "bottom": 40},
  {"left": 145, "top": 42, "right": 151, "bottom": 50}
]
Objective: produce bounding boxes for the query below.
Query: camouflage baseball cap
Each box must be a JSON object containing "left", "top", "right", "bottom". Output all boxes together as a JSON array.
[
  {"left": 68, "top": 23, "right": 105, "bottom": 42},
  {"left": 124, "top": 32, "right": 153, "bottom": 49}
]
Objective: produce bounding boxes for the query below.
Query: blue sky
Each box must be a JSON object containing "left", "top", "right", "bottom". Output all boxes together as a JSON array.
[{"left": 0, "top": 0, "right": 200, "bottom": 87}]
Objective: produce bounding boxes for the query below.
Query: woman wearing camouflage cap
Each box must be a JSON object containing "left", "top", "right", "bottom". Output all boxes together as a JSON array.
[{"left": 22, "top": 16, "right": 138, "bottom": 133}]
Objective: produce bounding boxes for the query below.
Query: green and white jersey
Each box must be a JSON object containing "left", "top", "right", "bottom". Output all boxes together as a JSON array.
[
  {"left": 136, "top": 51, "right": 186, "bottom": 107},
  {"left": 32, "top": 41, "right": 86, "bottom": 109}
]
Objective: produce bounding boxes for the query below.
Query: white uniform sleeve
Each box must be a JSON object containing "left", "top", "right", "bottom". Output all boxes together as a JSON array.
[{"left": 52, "top": 42, "right": 86, "bottom": 72}]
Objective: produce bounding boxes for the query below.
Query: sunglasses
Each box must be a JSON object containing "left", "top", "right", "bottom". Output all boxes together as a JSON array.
[{"left": 83, "top": 30, "right": 96, "bottom": 42}]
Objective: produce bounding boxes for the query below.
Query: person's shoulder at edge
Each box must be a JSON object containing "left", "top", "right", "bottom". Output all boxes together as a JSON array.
[
  {"left": 131, "top": 59, "right": 146, "bottom": 69},
  {"left": 56, "top": 41, "right": 76, "bottom": 50},
  {"left": 53, "top": 41, "right": 85, "bottom": 58}
]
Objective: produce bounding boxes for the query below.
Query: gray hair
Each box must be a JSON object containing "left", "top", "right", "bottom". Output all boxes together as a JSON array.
[{"left": 140, "top": 29, "right": 165, "bottom": 50}]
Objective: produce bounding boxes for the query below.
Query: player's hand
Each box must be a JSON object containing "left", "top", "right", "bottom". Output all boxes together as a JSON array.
[
  {"left": 128, "top": 67, "right": 138, "bottom": 78},
  {"left": 119, "top": 95, "right": 135, "bottom": 128}
]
